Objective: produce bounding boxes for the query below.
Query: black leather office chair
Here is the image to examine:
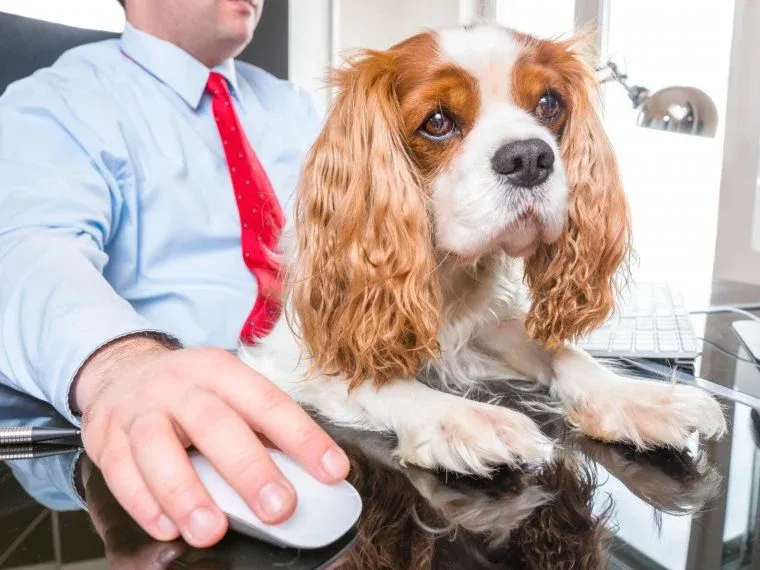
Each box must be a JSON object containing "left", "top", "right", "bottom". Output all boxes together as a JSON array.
[{"left": 0, "top": 12, "right": 117, "bottom": 95}]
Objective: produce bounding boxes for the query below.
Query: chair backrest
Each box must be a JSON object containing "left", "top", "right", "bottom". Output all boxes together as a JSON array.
[{"left": 0, "top": 12, "right": 118, "bottom": 95}]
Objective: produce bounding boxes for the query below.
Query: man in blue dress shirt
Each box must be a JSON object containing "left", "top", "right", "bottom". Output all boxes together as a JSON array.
[{"left": 0, "top": 0, "right": 350, "bottom": 549}]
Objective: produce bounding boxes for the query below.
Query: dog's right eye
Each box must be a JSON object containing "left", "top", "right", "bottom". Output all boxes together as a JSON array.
[{"left": 421, "top": 111, "right": 456, "bottom": 139}]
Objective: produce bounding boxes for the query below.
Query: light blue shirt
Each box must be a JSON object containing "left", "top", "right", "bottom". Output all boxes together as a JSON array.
[{"left": 0, "top": 22, "right": 322, "bottom": 426}]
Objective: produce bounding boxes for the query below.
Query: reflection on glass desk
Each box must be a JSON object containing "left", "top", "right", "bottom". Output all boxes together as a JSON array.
[{"left": 3, "top": 278, "right": 760, "bottom": 569}]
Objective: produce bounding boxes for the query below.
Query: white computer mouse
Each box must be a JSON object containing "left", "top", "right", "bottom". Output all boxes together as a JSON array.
[{"left": 189, "top": 448, "right": 362, "bottom": 550}]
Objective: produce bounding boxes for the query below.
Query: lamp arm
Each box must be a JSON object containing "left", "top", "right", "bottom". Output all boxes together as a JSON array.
[{"left": 598, "top": 61, "right": 650, "bottom": 108}]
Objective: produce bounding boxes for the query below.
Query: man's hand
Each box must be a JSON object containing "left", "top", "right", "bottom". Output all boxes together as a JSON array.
[{"left": 72, "top": 336, "right": 351, "bottom": 548}]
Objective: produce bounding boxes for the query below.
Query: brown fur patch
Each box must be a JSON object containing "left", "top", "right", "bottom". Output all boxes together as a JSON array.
[
  {"left": 511, "top": 40, "right": 572, "bottom": 137},
  {"left": 392, "top": 36, "right": 481, "bottom": 182}
]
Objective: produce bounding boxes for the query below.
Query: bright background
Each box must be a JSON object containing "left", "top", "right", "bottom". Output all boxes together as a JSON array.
[{"left": 0, "top": 1, "right": 749, "bottom": 568}]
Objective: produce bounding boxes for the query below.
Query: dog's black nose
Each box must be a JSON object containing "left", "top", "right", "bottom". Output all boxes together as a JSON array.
[{"left": 491, "top": 139, "right": 555, "bottom": 187}]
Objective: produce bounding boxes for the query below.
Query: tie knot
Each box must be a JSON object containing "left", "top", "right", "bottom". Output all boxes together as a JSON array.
[{"left": 206, "top": 72, "right": 229, "bottom": 99}]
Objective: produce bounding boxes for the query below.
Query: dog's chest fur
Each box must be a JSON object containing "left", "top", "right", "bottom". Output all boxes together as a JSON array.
[{"left": 423, "top": 251, "right": 533, "bottom": 391}]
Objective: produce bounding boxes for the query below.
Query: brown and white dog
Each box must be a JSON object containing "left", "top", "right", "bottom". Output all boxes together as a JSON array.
[{"left": 239, "top": 23, "right": 726, "bottom": 476}]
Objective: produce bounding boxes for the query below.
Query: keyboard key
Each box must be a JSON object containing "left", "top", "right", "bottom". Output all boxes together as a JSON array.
[
  {"left": 657, "top": 331, "right": 678, "bottom": 340},
  {"left": 656, "top": 318, "right": 676, "bottom": 330},
  {"left": 657, "top": 339, "right": 681, "bottom": 351}
]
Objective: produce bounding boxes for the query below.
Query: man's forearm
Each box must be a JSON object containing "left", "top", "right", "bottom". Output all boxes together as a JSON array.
[{"left": 0, "top": 229, "right": 178, "bottom": 425}]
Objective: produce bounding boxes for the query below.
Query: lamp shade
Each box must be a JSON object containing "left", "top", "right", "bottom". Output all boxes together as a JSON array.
[{"left": 635, "top": 86, "right": 718, "bottom": 137}]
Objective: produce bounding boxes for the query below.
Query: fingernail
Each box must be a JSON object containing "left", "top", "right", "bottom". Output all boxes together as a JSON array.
[
  {"left": 157, "top": 514, "right": 178, "bottom": 537},
  {"left": 188, "top": 507, "right": 220, "bottom": 541},
  {"left": 321, "top": 448, "right": 349, "bottom": 480},
  {"left": 258, "top": 481, "right": 292, "bottom": 519}
]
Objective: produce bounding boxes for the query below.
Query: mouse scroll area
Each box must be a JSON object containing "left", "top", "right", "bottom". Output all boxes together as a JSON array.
[{"left": 189, "top": 449, "right": 362, "bottom": 550}]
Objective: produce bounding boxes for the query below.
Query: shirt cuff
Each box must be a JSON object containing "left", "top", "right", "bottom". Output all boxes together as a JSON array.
[{"left": 6, "top": 448, "right": 86, "bottom": 512}]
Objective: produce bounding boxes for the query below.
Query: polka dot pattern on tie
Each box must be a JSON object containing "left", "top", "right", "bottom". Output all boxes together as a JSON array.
[{"left": 206, "top": 71, "right": 285, "bottom": 343}]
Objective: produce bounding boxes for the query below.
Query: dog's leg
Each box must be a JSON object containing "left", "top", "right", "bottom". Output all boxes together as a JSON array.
[
  {"left": 239, "top": 331, "right": 552, "bottom": 476},
  {"left": 549, "top": 346, "right": 726, "bottom": 449},
  {"left": 479, "top": 320, "right": 727, "bottom": 450}
]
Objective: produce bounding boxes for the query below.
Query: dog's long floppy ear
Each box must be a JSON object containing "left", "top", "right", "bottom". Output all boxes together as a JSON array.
[
  {"left": 524, "top": 35, "right": 631, "bottom": 350},
  {"left": 290, "top": 49, "right": 442, "bottom": 388}
]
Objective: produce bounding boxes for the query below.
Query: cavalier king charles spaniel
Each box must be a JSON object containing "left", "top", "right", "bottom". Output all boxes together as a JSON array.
[{"left": 240, "top": 23, "right": 726, "bottom": 475}]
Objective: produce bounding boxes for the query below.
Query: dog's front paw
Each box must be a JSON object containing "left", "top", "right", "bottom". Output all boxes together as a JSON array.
[
  {"left": 567, "top": 380, "right": 727, "bottom": 450},
  {"left": 394, "top": 398, "right": 553, "bottom": 476}
]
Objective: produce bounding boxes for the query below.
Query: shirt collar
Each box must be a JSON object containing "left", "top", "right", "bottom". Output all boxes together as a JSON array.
[{"left": 119, "top": 21, "right": 240, "bottom": 110}]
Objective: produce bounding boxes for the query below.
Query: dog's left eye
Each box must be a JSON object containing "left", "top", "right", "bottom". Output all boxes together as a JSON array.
[
  {"left": 535, "top": 92, "right": 562, "bottom": 121},
  {"left": 421, "top": 111, "right": 456, "bottom": 138}
]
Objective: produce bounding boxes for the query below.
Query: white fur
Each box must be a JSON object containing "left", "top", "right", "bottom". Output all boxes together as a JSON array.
[
  {"left": 438, "top": 24, "right": 520, "bottom": 101},
  {"left": 237, "top": 25, "right": 727, "bottom": 476}
]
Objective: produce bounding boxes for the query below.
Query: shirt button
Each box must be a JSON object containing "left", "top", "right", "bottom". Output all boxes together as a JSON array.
[
  {"left": 252, "top": 208, "right": 258, "bottom": 214},
  {"left": 243, "top": 223, "right": 248, "bottom": 229}
]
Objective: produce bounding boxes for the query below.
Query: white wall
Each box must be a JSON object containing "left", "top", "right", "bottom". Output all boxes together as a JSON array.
[
  {"left": 288, "top": 0, "right": 461, "bottom": 115},
  {"left": 337, "top": 0, "right": 460, "bottom": 53},
  {"left": 288, "top": 0, "right": 334, "bottom": 115}
]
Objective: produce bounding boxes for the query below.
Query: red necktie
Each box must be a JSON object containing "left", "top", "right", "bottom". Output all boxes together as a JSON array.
[{"left": 206, "top": 72, "right": 284, "bottom": 343}]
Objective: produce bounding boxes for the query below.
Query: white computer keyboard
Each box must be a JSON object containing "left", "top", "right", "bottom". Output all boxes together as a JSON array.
[{"left": 576, "top": 282, "right": 700, "bottom": 360}]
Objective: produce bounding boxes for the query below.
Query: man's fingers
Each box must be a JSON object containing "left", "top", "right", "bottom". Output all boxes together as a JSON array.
[
  {"left": 173, "top": 386, "right": 297, "bottom": 524},
  {"left": 96, "top": 428, "right": 181, "bottom": 542},
  {"left": 125, "top": 409, "right": 228, "bottom": 548},
  {"left": 212, "top": 357, "right": 350, "bottom": 484}
]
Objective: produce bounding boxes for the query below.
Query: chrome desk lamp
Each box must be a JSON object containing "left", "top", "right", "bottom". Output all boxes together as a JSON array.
[{"left": 599, "top": 60, "right": 719, "bottom": 138}]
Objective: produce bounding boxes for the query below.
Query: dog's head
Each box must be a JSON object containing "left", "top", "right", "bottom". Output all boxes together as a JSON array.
[{"left": 291, "top": 24, "right": 631, "bottom": 385}]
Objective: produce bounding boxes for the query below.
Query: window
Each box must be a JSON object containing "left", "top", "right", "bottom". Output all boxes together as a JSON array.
[
  {"left": 498, "top": 0, "right": 735, "bottom": 309},
  {"left": 602, "top": 1, "right": 735, "bottom": 308}
]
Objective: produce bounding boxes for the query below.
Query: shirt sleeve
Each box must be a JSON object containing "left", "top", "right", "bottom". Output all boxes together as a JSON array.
[{"left": 0, "top": 73, "right": 176, "bottom": 426}]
